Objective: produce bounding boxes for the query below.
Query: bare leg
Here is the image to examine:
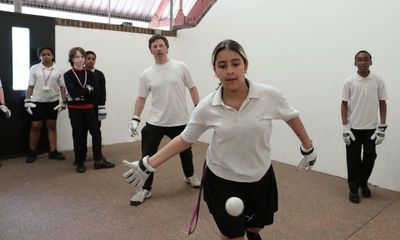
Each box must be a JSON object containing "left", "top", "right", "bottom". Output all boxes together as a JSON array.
[
  {"left": 29, "top": 121, "right": 43, "bottom": 151},
  {"left": 47, "top": 119, "right": 57, "bottom": 151}
]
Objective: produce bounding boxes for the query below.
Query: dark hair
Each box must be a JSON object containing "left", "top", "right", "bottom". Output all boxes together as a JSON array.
[
  {"left": 148, "top": 34, "right": 169, "bottom": 49},
  {"left": 354, "top": 50, "right": 372, "bottom": 60},
  {"left": 37, "top": 47, "right": 54, "bottom": 57},
  {"left": 68, "top": 47, "right": 86, "bottom": 66},
  {"left": 86, "top": 50, "right": 96, "bottom": 58},
  {"left": 211, "top": 39, "right": 248, "bottom": 67}
]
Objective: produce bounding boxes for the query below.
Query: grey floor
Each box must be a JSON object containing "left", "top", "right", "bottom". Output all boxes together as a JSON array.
[{"left": 0, "top": 141, "right": 399, "bottom": 240}]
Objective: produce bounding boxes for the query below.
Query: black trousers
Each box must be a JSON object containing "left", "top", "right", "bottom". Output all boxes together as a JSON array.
[
  {"left": 346, "top": 129, "right": 377, "bottom": 192},
  {"left": 68, "top": 108, "right": 102, "bottom": 165},
  {"left": 83, "top": 105, "right": 102, "bottom": 158},
  {"left": 141, "top": 123, "right": 194, "bottom": 190}
]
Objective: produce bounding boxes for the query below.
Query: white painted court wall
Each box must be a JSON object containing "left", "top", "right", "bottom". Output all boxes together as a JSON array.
[{"left": 55, "top": 0, "right": 400, "bottom": 191}]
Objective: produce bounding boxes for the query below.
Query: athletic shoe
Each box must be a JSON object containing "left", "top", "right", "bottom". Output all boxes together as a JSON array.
[
  {"left": 130, "top": 189, "right": 151, "bottom": 206},
  {"left": 26, "top": 150, "right": 37, "bottom": 163},
  {"left": 48, "top": 150, "right": 65, "bottom": 160},
  {"left": 349, "top": 190, "right": 360, "bottom": 204},
  {"left": 184, "top": 175, "right": 201, "bottom": 188},
  {"left": 94, "top": 159, "right": 115, "bottom": 169},
  {"left": 76, "top": 164, "right": 86, "bottom": 173},
  {"left": 361, "top": 185, "right": 371, "bottom": 198}
]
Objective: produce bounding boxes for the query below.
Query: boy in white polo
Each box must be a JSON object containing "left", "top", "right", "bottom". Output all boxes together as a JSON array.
[
  {"left": 25, "top": 47, "right": 67, "bottom": 163},
  {"left": 341, "top": 50, "right": 387, "bottom": 204},
  {"left": 128, "top": 34, "right": 201, "bottom": 205}
]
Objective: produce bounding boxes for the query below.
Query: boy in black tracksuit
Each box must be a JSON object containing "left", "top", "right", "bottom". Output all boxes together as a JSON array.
[
  {"left": 83, "top": 51, "right": 107, "bottom": 160},
  {"left": 64, "top": 47, "right": 114, "bottom": 173}
]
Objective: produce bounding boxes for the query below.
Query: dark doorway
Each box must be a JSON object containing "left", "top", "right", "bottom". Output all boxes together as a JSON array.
[{"left": 0, "top": 10, "right": 55, "bottom": 159}]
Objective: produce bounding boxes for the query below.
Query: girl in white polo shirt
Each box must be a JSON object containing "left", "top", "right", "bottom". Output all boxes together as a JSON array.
[
  {"left": 122, "top": 40, "right": 317, "bottom": 240},
  {"left": 24, "top": 47, "right": 67, "bottom": 163}
]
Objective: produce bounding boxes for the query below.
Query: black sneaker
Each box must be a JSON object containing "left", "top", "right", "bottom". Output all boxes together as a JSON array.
[
  {"left": 349, "top": 191, "right": 360, "bottom": 204},
  {"left": 76, "top": 164, "right": 86, "bottom": 173},
  {"left": 361, "top": 185, "right": 371, "bottom": 198},
  {"left": 48, "top": 150, "right": 66, "bottom": 160},
  {"left": 26, "top": 150, "right": 37, "bottom": 163},
  {"left": 94, "top": 159, "right": 115, "bottom": 169}
]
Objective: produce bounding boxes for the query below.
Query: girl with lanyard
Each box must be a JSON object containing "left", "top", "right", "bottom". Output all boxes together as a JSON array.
[
  {"left": 24, "top": 47, "right": 67, "bottom": 163},
  {"left": 64, "top": 47, "right": 114, "bottom": 173},
  {"left": 122, "top": 40, "right": 317, "bottom": 240}
]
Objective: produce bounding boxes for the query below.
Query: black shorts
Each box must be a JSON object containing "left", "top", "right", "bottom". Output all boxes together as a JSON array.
[
  {"left": 203, "top": 165, "right": 278, "bottom": 239},
  {"left": 31, "top": 101, "right": 59, "bottom": 121}
]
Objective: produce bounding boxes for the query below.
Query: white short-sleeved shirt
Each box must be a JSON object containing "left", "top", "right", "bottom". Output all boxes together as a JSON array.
[
  {"left": 138, "top": 60, "right": 195, "bottom": 126},
  {"left": 342, "top": 72, "right": 387, "bottom": 129},
  {"left": 0, "top": 78, "right": 2, "bottom": 88},
  {"left": 29, "top": 62, "right": 65, "bottom": 102},
  {"left": 181, "top": 81, "right": 299, "bottom": 182}
]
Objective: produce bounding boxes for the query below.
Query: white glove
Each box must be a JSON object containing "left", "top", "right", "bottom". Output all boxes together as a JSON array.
[
  {"left": 343, "top": 124, "right": 355, "bottom": 145},
  {"left": 297, "top": 145, "right": 317, "bottom": 171},
  {"left": 86, "top": 84, "right": 94, "bottom": 93},
  {"left": 128, "top": 115, "right": 140, "bottom": 137},
  {"left": 98, "top": 105, "right": 107, "bottom": 121},
  {"left": 0, "top": 104, "right": 11, "bottom": 118},
  {"left": 24, "top": 99, "right": 36, "bottom": 115},
  {"left": 370, "top": 123, "right": 387, "bottom": 145},
  {"left": 53, "top": 101, "right": 67, "bottom": 112},
  {"left": 122, "top": 156, "right": 155, "bottom": 189}
]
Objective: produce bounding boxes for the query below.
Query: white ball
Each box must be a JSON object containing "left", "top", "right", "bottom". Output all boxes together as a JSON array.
[{"left": 225, "top": 197, "right": 244, "bottom": 217}]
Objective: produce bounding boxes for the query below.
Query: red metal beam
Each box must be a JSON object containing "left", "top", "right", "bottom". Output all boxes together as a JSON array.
[
  {"left": 154, "top": 0, "right": 217, "bottom": 30},
  {"left": 148, "top": 0, "right": 170, "bottom": 29}
]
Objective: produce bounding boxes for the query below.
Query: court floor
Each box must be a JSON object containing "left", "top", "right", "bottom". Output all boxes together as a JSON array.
[{"left": 1, "top": 141, "right": 399, "bottom": 240}]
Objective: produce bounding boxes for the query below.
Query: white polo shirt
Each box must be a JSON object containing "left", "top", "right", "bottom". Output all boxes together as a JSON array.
[
  {"left": 342, "top": 72, "right": 387, "bottom": 129},
  {"left": 181, "top": 81, "right": 299, "bottom": 182},
  {"left": 138, "top": 60, "right": 195, "bottom": 126},
  {"left": 28, "top": 62, "right": 65, "bottom": 102}
]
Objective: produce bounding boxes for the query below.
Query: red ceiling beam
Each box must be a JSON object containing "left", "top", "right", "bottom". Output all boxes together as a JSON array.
[
  {"left": 148, "top": 0, "right": 170, "bottom": 29},
  {"left": 153, "top": 0, "right": 217, "bottom": 30}
]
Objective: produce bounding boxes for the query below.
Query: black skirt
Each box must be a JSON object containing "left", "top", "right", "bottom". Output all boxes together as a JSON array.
[{"left": 203, "top": 164, "right": 278, "bottom": 238}]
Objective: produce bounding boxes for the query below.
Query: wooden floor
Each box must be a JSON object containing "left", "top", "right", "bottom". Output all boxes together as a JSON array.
[{"left": 1, "top": 141, "right": 399, "bottom": 240}]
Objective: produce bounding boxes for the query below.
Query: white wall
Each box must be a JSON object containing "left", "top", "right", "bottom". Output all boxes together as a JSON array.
[{"left": 55, "top": 0, "right": 400, "bottom": 191}]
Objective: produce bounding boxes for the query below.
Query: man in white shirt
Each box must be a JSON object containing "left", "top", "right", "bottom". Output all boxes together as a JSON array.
[
  {"left": 341, "top": 50, "right": 387, "bottom": 204},
  {"left": 128, "top": 34, "right": 201, "bottom": 205}
]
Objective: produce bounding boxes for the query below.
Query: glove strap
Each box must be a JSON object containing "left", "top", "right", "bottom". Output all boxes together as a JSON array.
[
  {"left": 300, "top": 145, "right": 314, "bottom": 155},
  {"left": 378, "top": 124, "right": 388, "bottom": 132},
  {"left": 132, "top": 115, "right": 141, "bottom": 122},
  {"left": 139, "top": 156, "right": 155, "bottom": 173},
  {"left": 343, "top": 124, "right": 351, "bottom": 131}
]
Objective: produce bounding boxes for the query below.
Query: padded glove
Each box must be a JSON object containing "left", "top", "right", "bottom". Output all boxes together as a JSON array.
[
  {"left": 297, "top": 145, "right": 317, "bottom": 171},
  {"left": 86, "top": 84, "right": 94, "bottom": 93},
  {"left": 122, "top": 156, "right": 155, "bottom": 189},
  {"left": 53, "top": 101, "right": 67, "bottom": 112},
  {"left": 370, "top": 123, "right": 387, "bottom": 145},
  {"left": 24, "top": 99, "right": 36, "bottom": 115},
  {"left": 0, "top": 104, "right": 11, "bottom": 118},
  {"left": 128, "top": 115, "right": 140, "bottom": 137},
  {"left": 343, "top": 124, "right": 355, "bottom": 145},
  {"left": 98, "top": 105, "right": 107, "bottom": 121}
]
